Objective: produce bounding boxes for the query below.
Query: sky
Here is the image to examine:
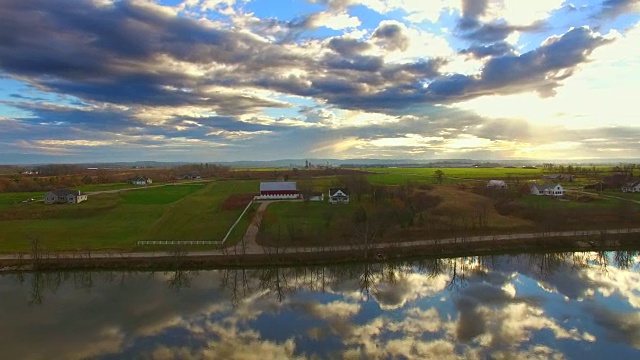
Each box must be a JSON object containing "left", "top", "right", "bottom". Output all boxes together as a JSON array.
[{"left": 0, "top": 0, "right": 639, "bottom": 164}]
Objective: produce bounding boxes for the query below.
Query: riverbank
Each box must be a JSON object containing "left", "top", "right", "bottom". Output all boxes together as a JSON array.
[{"left": 2, "top": 229, "right": 639, "bottom": 272}]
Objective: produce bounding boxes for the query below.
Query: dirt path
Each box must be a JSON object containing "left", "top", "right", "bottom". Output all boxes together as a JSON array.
[
  {"left": 237, "top": 199, "right": 304, "bottom": 253},
  {"left": 567, "top": 190, "right": 640, "bottom": 205},
  {"left": 239, "top": 201, "right": 270, "bottom": 254}
]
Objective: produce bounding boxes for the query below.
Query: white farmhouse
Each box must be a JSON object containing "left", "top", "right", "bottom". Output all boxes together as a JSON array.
[
  {"left": 529, "top": 183, "right": 564, "bottom": 196},
  {"left": 129, "top": 176, "right": 152, "bottom": 185},
  {"left": 329, "top": 188, "right": 350, "bottom": 204},
  {"left": 621, "top": 181, "right": 640, "bottom": 192}
]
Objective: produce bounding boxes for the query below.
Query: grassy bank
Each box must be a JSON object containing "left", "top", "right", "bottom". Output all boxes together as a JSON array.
[{"left": 3, "top": 233, "right": 639, "bottom": 272}]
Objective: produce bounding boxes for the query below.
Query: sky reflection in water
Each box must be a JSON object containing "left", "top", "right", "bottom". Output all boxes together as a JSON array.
[{"left": 0, "top": 251, "right": 639, "bottom": 359}]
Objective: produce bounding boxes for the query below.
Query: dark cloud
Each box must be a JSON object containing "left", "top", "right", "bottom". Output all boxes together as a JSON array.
[
  {"left": 427, "top": 27, "right": 612, "bottom": 100},
  {"left": 460, "top": 42, "right": 515, "bottom": 58},
  {"left": 324, "top": 54, "right": 384, "bottom": 72},
  {"left": 0, "top": 0, "right": 618, "bottom": 123},
  {"left": 0, "top": 0, "right": 279, "bottom": 115},
  {"left": 460, "top": 21, "right": 544, "bottom": 43},
  {"left": 595, "top": 0, "right": 640, "bottom": 18},
  {"left": 454, "top": 282, "right": 541, "bottom": 344},
  {"left": 373, "top": 23, "right": 410, "bottom": 51},
  {"left": 459, "top": 0, "right": 489, "bottom": 30},
  {"left": 328, "top": 37, "right": 371, "bottom": 55},
  {"left": 9, "top": 94, "right": 48, "bottom": 102},
  {"left": 588, "top": 305, "right": 640, "bottom": 349}
]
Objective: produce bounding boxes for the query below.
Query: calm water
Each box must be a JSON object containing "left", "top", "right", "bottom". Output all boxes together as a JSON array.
[{"left": 1, "top": 252, "right": 639, "bottom": 359}]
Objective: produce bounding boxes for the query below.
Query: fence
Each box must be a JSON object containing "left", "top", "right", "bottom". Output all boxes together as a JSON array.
[
  {"left": 137, "top": 198, "right": 255, "bottom": 247},
  {"left": 137, "top": 240, "right": 221, "bottom": 246}
]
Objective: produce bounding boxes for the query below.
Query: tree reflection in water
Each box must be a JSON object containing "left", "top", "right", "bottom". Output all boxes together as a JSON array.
[{"left": 9, "top": 250, "right": 639, "bottom": 306}]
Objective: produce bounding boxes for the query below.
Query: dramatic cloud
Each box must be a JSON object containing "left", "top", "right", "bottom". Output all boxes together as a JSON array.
[
  {"left": 0, "top": 0, "right": 638, "bottom": 162},
  {"left": 372, "top": 21, "right": 410, "bottom": 51},
  {"left": 428, "top": 27, "right": 612, "bottom": 100},
  {"left": 595, "top": 0, "right": 640, "bottom": 18},
  {"left": 460, "top": 42, "right": 516, "bottom": 58}
]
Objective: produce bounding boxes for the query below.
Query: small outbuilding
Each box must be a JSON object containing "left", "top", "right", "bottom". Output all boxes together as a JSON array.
[
  {"left": 486, "top": 180, "right": 508, "bottom": 189},
  {"left": 308, "top": 192, "right": 324, "bottom": 201}
]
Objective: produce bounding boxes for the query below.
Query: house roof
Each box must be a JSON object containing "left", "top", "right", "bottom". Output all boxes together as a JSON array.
[
  {"left": 530, "top": 183, "right": 562, "bottom": 191},
  {"left": 49, "top": 189, "right": 81, "bottom": 197},
  {"left": 623, "top": 181, "right": 640, "bottom": 187},
  {"left": 329, "top": 188, "right": 349, "bottom": 196},
  {"left": 260, "top": 181, "right": 297, "bottom": 191}
]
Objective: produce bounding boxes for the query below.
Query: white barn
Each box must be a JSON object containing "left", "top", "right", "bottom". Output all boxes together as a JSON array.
[{"left": 256, "top": 182, "right": 300, "bottom": 200}]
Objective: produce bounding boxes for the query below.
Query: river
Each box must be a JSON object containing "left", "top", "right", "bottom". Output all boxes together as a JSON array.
[{"left": 1, "top": 250, "right": 639, "bottom": 359}]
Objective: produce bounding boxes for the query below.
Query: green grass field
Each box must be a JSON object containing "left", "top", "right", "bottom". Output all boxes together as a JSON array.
[
  {"left": 120, "top": 184, "right": 202, "bottom": 205},
  {"left": 600, "top": 190, "right": 640, "bottom": 200},
  {"left": 518, "top": 194, "right": 621, "bottom": 209},
  {"left": 363, "top": 167, "right": 546, "bottom": 185},
  {"left": 0, "top": 181, "right": 259, "bottom": 253},
  {"left": 0, "top": 192, "right": 43, "bottom": 211},
  {"left": 78, "top": 183, "right": 146, "bottom": 192},
  {"left": 261, "top": 201, "right": 357, "bottom": 242}
]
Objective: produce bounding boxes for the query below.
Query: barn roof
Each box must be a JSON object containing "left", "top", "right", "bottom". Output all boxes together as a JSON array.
[{"left": 260, "top": 181, "right": 297, "bottom": 191}]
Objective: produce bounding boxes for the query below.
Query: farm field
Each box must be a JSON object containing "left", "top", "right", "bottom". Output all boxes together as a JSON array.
[
  {"left": 517, "top": 193, "right": 620, "bottom": 209},
  {"left": 259, "top": 201, "right": 357, "bottom": 244},
  {"left": 595, "top": 190, "right": 640, "bottom": 201},
  {"left": 0, "top": 181, "right": 258, "bottom": 253},
  {"left": 0, "top": 192, "right": 43, "bottom": 211},
  {"left": 363, "top": 167, "right": 545, "bottom": 185},
  {"left": 78, "top": 182, "right": 153, "bottom": 192}
]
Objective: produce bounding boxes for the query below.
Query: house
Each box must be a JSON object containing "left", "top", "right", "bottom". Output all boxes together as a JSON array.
[
  {"left": 529, "top": 183, "right": 564, "bottom": 196},
  {"left": 179, "top": 173, "right": 201, "bottom": 180},
  {"left": 329, "top": 188, "right": 350, "bottom": 204},
  {"left": 486, "top": 180, "right": 508, "bottom": 189},
  {"left": 44, "top": 189, "right": 88, "bottom": 204},
  {"left": 308, "top": 192, "right": 324, "bottom": 201},
  {"left": 622, "top": 181, "right": 640, "bottom": 192},
  {"left": 256, "top": 181, "right": 300, "bottom": 200},
  {"left": 129, "top": 176, "right": 152, "bottom": 185}
]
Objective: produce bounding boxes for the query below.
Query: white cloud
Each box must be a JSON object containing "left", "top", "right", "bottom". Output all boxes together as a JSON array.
[
  {"left": 357, "top": 0, "right": 460, "bottom": 23},
  {"left": 454, "top": 25, "right": 639, "bottom": 131},
  {"left": 481, "top": 0, "right": 565, "bottom": 26},
  {"left": 313, "top": 11, "right": 362, "bottom": 30}
]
